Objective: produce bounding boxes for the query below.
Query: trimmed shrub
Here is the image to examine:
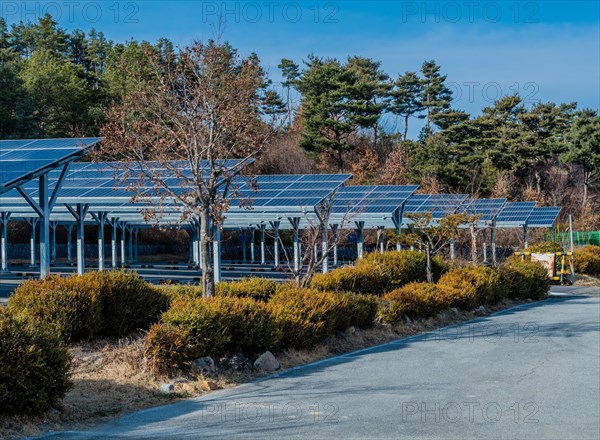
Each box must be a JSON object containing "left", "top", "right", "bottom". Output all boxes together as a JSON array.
[
  {"left": 312, "top": 250, "right": 448, "bottom": 295},
  {"left": 500, "top": 258, "right": 550, "bottom": 300},
  {"left": 438, "top": 266, "right": 507, "bottom": 308},
  {"left": 216, "top": 277, "right": 279, "bottom": 302},
  {"left": 0, "top": 310, "right": 71, "bottom": 414},
  {"left": 97, "top": 271, "right": 170, "bottom": 338},
  {"left": 159, "top": 284, "right": 203, "bottom": 300},
  {"left": 8, "top": 277, "right": 102, "bottom": 341},
  {"left": 528, "top": 242, "right": 564, "bottom": 253},
  {"left": 574, "top": 245, "right": 600, "bottom": 275},
  {"left": 336, "top": 292, "right": 379, "bottom": 329},
  {"left": 311, "top": 264, "right": 388, "bottom": 295},
  {"left": 148, "top": 296, "right": 282, "bottom": 366},
  {"left": 379, "top": 282, "right": 443, "bottom": 324},
  {"left": 8, "top": 271, "right": 169, "bottom": 341},
  {"left": 146, "top": 323, "right": 193, "bottom": 368},
  {"left": 268, "top": 288, "right": 348, "bottom": 349},
  {"left": 436, "top": 274, "right": 479, "bottom": 310},
  {"left": 359, "top": 250, "right": 448, "bottom": 289}
]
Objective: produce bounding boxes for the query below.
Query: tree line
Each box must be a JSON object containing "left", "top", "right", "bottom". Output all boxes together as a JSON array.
[{"left": 1, "top": 15, "right": 598, "bottom": 227}]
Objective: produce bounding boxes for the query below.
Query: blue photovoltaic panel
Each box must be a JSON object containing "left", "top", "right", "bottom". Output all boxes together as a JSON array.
[
  {"left": 331, "top": 185, "right": 419, "bottom": 215},
  {"left": 496, "top": 202, "right": 537, "bottom": 226},
  {"left": 405, "top": 194, "right": 468, "bottom": 219},
  {"left": 0, "top": 137, "right": 102, "bottom": 194},
  {"left": 527, "top": 207, "right": 561, "bottom": 227},
  {"left": 460, "top": 198, "right": 506, "bottom": 222}
]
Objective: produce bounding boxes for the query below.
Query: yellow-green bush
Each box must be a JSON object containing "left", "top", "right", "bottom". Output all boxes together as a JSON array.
[
  {"left": 8, "top": 271, "right": 169, "bottom": 341},
  {"left": 159, "top": 283, "right": 203, "bottom": 300},
  {"left": 97, "top": 271, "right": 170, "bottom": 338},
  {"left": 336, "top": 292, "right": 379, "bottom": 329},
  {"left": 528, "top": 242, "right": 564, "bottom": 253},
  {"left": 147, "top": 296, "right": 282, "bottom": 367},
  {"left": 0, "top": 310, "right": 71, "bottom": 414},
  {"left": 500, "top": 258, "right": 550, "bottom": 300},
  {"left": 216, "top": 277, "right": 279, "bottom": 302},
  {"left": 8, "top": 276, "right": 102, "bottom": 341},
  {"left": 359, "top": 250, "right": 448, "bottom": 289},
  {"left": 379, "top": 282, "right": 443, "bottom": 324},
  {"left": 438, "top": 266, "right": 507, "bottom": 308},
  {"left": 268, "top": 288, "right": 349, "bottom": 349},
  {"left": 574, "top": 245, "right": 600, "bottom": 274},
  {"left": 437, "top": 274, "right": 479, "bottom": 310},
  {"left": 311, "top": 264, "right": 388, "bottom": 295},
  {"left": 312, "top": 250, "right": 448, "bottom": 295}
]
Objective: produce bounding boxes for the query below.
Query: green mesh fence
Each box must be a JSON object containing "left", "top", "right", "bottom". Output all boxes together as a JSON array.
[{"left": 545, "top": 231, "right": 600, "bottom": 246}]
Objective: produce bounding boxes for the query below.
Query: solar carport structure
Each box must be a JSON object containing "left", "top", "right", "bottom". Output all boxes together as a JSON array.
[
  {"left": 0, "top": 138, "right": 102, "bottom": 276},
  {"left": 0, "top": 137, "right": 565, "bottom": 283}
]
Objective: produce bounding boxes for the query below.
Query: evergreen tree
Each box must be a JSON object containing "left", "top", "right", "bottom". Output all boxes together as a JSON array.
[
  {"left": 420, "top": 60, "right": 452, "bottom": 132},
  {"left": 562, "top": 109, "right": 600, "bottom": 206},
  {"left": 278, "top": 58, "right": 300, "bottom": 126},
  {"left": 345, "top": 56, "right": 391, "bottom": 147},
  {"left": 389, "top": 71, "right": 425, "bottom": 141},
  {"left": 517, "top": 102, "right": 576, "bottom": 195},
  {"left": 22, "top": 48, "right": 89, "bottom": 136},
  {"left": 296, "top": 56, "right": 356, "bottom": 171}
]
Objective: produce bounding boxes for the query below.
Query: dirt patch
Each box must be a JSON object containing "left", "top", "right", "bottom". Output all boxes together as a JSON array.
[
  {"left": 0, "top": 298, "right": 527, "bottom": 439},
  {"left": 574, "top": 273, "right": 600, "bottom": 287}
]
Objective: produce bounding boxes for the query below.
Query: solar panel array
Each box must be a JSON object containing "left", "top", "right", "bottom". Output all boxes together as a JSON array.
[
  {"left": 235, "top": 174, "right": 350, "bottom": 210},
  {"left": 528, "top": 206, "right": 562, "bottom": 228},
  {"left": 495, "top": 202, "right": 537, "bottom": 227},
  {"left": 0, "top": 138, "right": 565, "bottom": 230},
  {"left": 405, "top": 194, "right": 469, "bottom": 218},
  {"left": 331, "top": 185, "right": 419, "bottom": 215},
  {"left": 0, "top": 138, "right": 101, "bottom": 194},
  {"left": 0, "top": 160, "right": 352, "bottom": 223},
  {"left": 461, "top": 198, "right": 507, "bottom": 223}
]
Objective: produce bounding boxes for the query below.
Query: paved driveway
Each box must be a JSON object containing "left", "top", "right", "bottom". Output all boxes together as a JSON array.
[{"left": 42, "top": 288, "right": 600, "bottom": 439}]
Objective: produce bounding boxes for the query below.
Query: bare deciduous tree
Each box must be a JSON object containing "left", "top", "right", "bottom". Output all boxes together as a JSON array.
[
  {"left": 401, "top": 212, "right": 466, "bottom": 282},
  {"left": 96, "top": 40, "right": 271, "bottom": 297}
]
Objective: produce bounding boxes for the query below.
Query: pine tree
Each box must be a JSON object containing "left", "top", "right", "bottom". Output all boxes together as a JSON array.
[
  {"left": 345, "top": 56, "right": 391, "bottom": 148},
  {"left": 420, "top": 60, "right": 452, "bottom": 132},
  {"left": 389, "top": 71, "right": 425, "bottom": 141},
  {"left": 562, "top": 109, "right": 600, "bottom": 206}
]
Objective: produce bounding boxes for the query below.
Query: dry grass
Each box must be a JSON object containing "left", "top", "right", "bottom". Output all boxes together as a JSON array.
[
  {"left": 0, "top": 297, "right": 527, "bottom": 439},
  {"left": 574, "top": 273, "right": 600, "bottom": 287}
]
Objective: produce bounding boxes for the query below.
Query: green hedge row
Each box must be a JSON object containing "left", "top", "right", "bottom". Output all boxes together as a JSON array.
[
  {"left": 8, "top": 270, "right": 170, "bottom": 342},
  {"left": 379, "top": 258, "right": 550, "bottom": 324},
  {"left": 0, "top": 310, "right": 71, "bottom": 414},
  {"left": 147, "top": 288, "right": 379, "bottom": 367},
  {"left": 574, "top": 245, "right": 600, "bottom": 275},
  {"left": 311, "top": 250, "right": 447, "bottom": 295},
  {"left": 3, "top": 250, "right": 551, "bottom": 413}
]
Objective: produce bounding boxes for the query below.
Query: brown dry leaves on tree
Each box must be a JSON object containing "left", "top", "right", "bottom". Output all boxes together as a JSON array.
[{"left": 96, "top": 41, "right": 271, "bottom": 296}]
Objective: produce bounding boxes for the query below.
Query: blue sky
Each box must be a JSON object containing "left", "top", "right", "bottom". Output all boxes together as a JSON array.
[{"left": 2, "top": 1, "right": 599, "bottom": 135}]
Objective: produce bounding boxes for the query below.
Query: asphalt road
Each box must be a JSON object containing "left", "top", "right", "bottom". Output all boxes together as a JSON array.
[{"left": 40, "top": 287, "right": 600, "bottom": 440}]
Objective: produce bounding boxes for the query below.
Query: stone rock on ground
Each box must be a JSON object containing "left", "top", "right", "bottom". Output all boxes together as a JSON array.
[
  {"left": 160, "top": 383, "right": 174, "bottom": 394},
  {"left": 201, "top": 380, "right": 221, "bottom": 391},
  {"left": 473, "top": 306, "right": 486, "bottom": 315},
  {"left": 448, "top": 308, "right": 461, "bottom": 319},
  {"left": 254, "top": 351, "right": 280, "bottom": 373},
  {"left": 191, "top": 356, "right": 216, "bottom": 376},
  {"left": 225, "top": 353, "right": 253, "bottom": 372}
]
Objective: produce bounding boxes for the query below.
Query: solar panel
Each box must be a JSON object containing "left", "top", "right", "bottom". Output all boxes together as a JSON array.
[
  {"left": 459, "top": 198, "right": 507, "bottom": 224},
  {"left": 496, "top": 202, "right": 537, "bottom": 226},
  {"left": 404, "top": 194, "right": 468, "bottom": 218},
  {"left": 528, "top": 206, "right": 561, "bottom": 227},
  {"left": 0, "top": 138, "right": 102, "bottom": 194},
  {"left": 1, "top": 160, "right": 352, "bottom": 225},
  {"left": 331, "top": 185, "right": 418, "bottom": 217}
]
